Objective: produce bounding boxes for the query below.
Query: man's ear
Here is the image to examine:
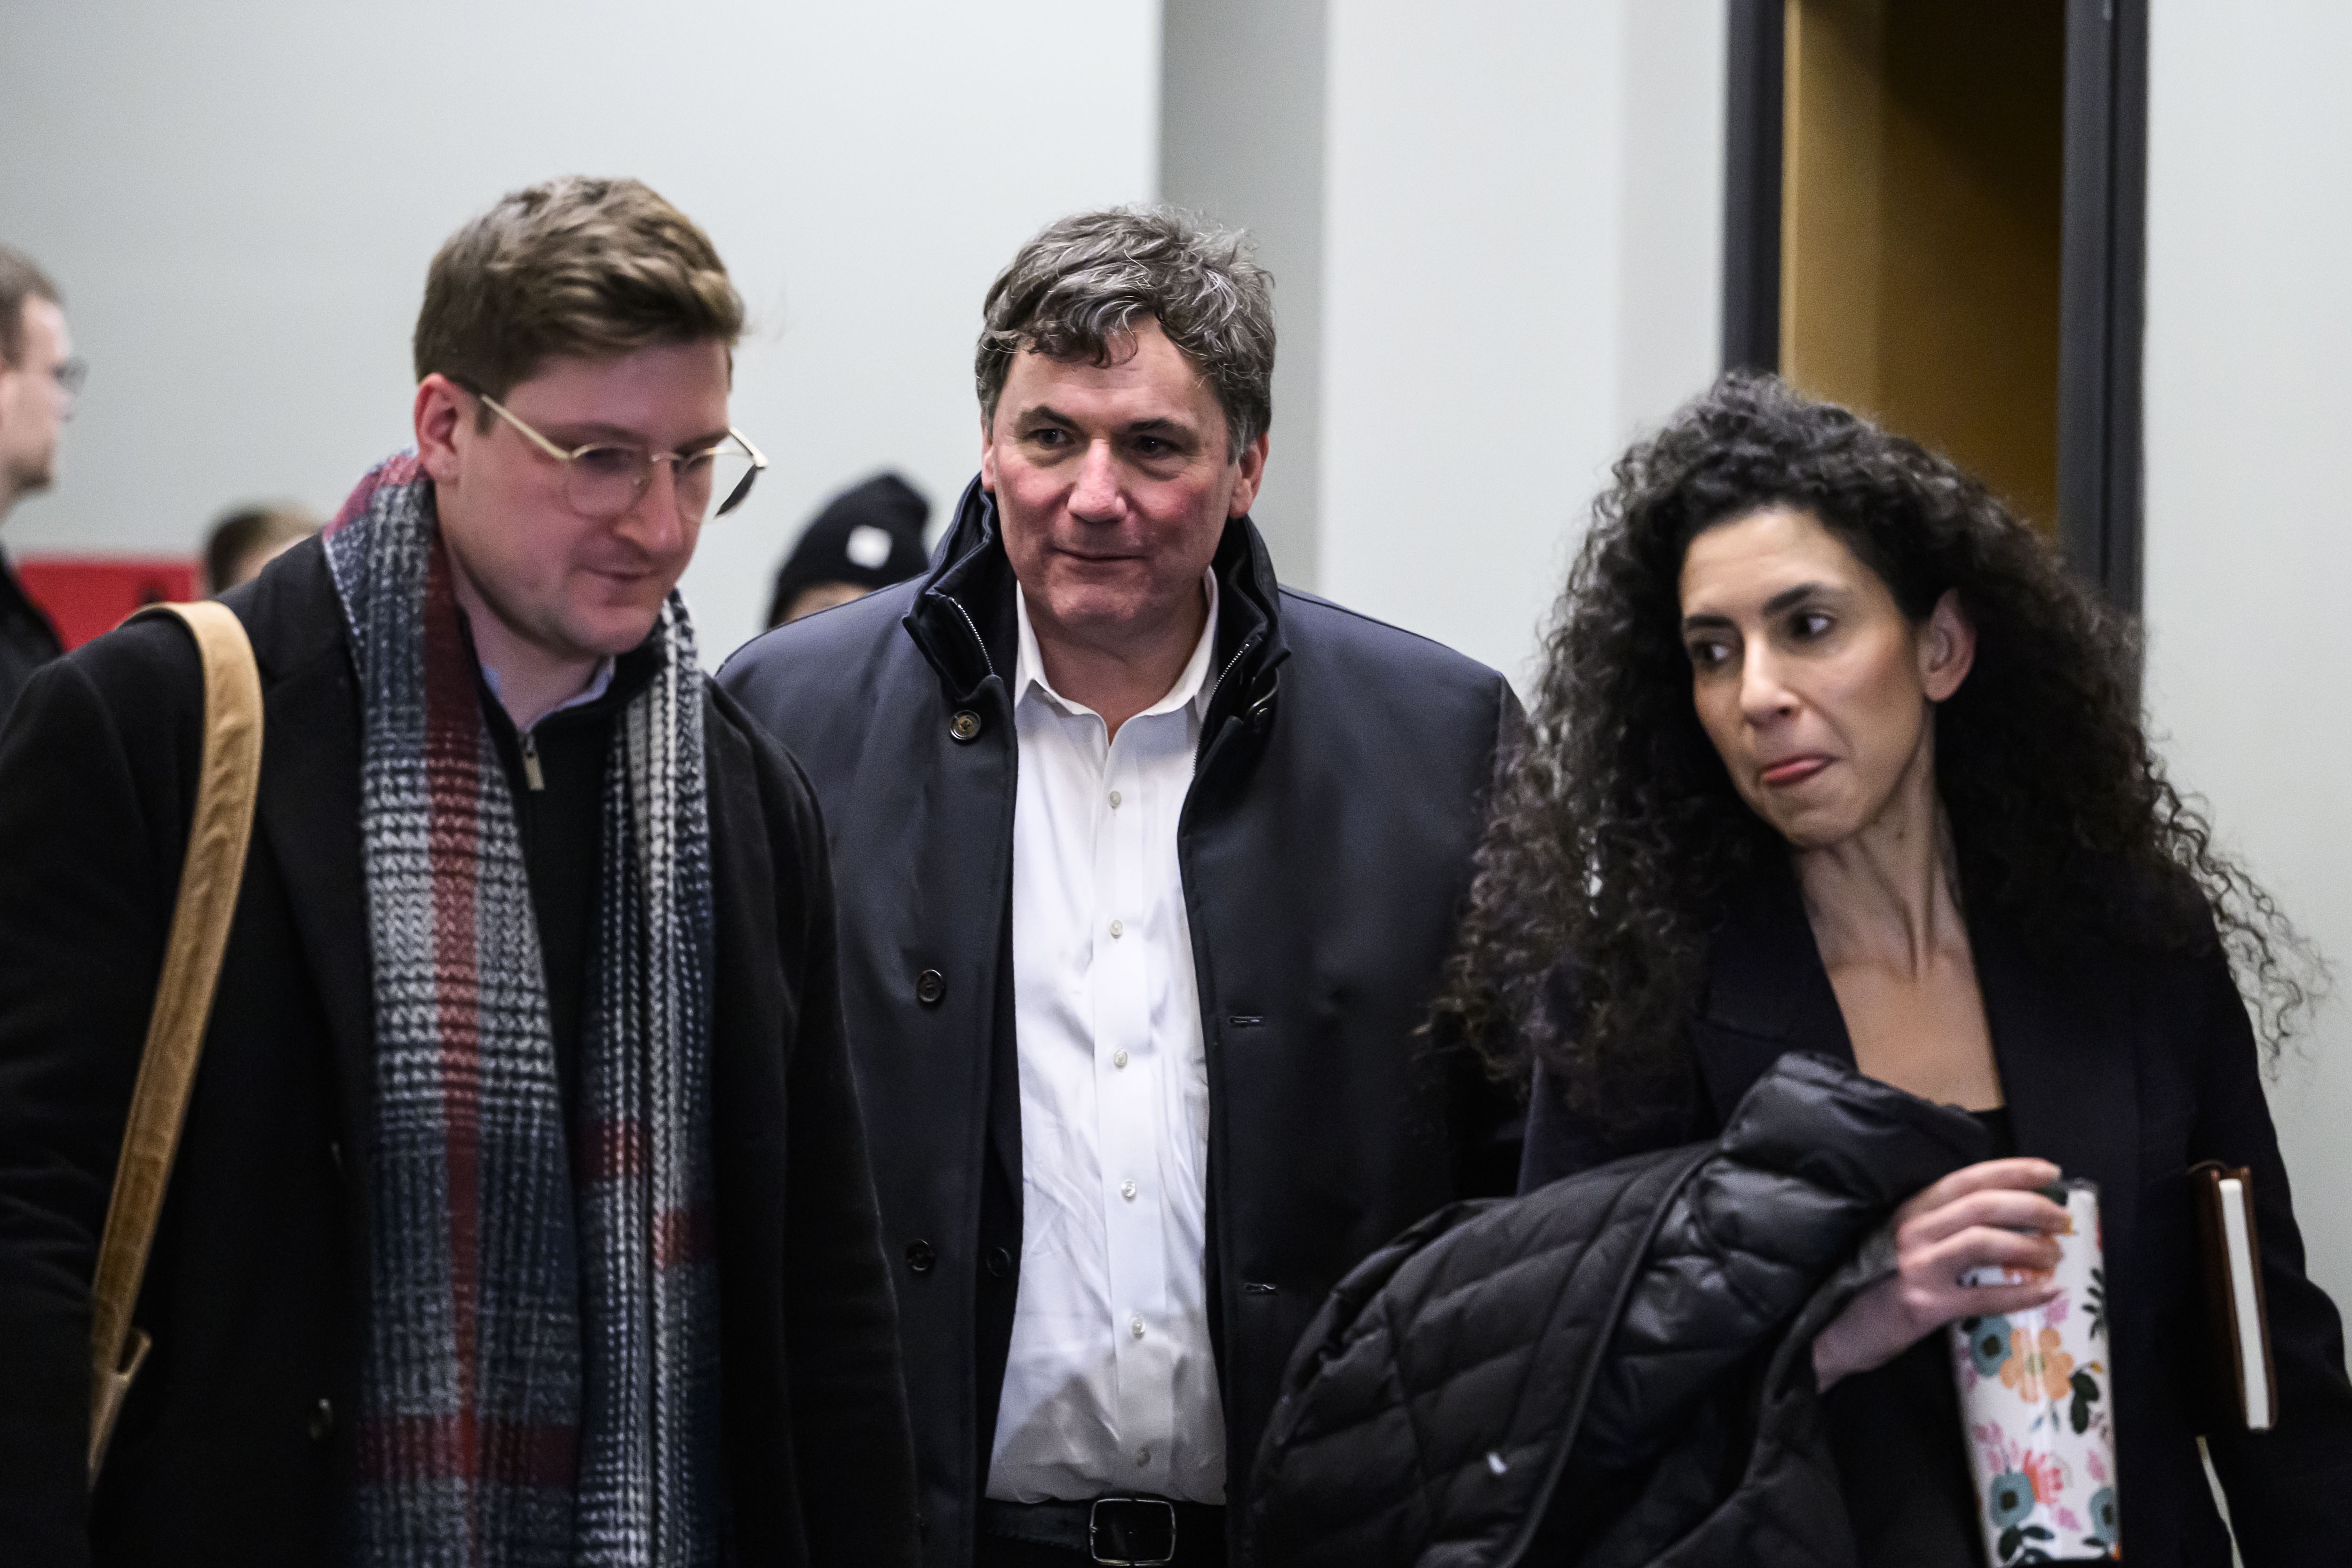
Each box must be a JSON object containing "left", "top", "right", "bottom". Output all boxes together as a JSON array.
[
  {"left": 978, "top": 410, "right": 999, "bottom": 496},
  {"left": 413, "top": 374, "right": 470, "bottom": 485},
  {"left": 1921, "top": 588, "right": 1977, "bottom": 703},
  {"left": 1228, "top": 429, "right": 1270, "bottom": 518}
]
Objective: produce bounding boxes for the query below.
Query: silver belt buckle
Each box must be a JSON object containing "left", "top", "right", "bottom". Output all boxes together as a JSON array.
[{"left": 1088, "top": 1496, "right": 1177, "bottom": 1566}]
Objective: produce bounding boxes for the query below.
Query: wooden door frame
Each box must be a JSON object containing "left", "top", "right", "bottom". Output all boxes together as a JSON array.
[{"left": 1718, "top": 0, "right": 2148, "bottom": 613}]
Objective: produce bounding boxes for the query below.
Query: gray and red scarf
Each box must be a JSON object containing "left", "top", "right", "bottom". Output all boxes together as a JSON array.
[{"left": 325, "top": 453, "right": 721, "bottom": 1566}]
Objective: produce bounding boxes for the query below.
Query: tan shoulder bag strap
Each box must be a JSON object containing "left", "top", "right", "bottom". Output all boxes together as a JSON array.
[{"left": 87, "top": 601, "right": 264, "bottom": 1485}]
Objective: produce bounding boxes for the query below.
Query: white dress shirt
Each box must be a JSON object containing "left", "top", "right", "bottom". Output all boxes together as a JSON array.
[{"left": 985, "top": 572, "right": 1229, "bottom": 1505}]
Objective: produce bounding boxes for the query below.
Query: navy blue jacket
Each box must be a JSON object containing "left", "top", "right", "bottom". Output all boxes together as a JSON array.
[{"left": 721, "top": 480, "right": 1523, "bottom": 1566}]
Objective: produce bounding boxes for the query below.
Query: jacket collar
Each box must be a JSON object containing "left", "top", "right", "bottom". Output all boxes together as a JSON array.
[
  {"left": 1699, "top": 854, "right": 1848, "bottom": 1049},
  {"left": 903, "top": 477, "right": 1017, "bottom": 702},
  {"left": 218, "top": 538, "right": 378, "bottom": 1218},
  {"left": 1694, "top": 852, "right": 2142, "bottom": 1228},
  {"left": 1688, "top": 856, "right": 1853, "bottom": 1117},
  {"left": 904, "top": 475, "right": 1293, "bottom": 748},
  {"left": 1969, "top": 906, "right": 2141, "bottom": 1247},
  {"left": 1011, "top": 566, "right": 1222, "bottom": 724}
]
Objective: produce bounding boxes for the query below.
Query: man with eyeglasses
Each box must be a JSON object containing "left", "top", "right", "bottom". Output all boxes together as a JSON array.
[
  {"left": 0, "top": 177, "right": 920, "bottom": 1566},
  {"left": 0, "top": 247, "right": 78, "bottom": 726}
]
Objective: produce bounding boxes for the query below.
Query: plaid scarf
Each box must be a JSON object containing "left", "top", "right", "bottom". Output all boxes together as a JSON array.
[{"left": 325, "top": 453, "right": 722, "bottom": 1566}]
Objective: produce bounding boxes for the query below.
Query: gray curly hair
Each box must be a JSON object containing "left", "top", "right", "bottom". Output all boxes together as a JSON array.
[{"left": 975, "top": 207, "right": 1275, "bottom": 462}]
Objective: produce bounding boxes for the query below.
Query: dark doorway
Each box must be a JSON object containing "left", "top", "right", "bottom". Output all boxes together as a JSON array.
[{"left": 1721, "top": 0, "right": 2146, "bottom": 612}]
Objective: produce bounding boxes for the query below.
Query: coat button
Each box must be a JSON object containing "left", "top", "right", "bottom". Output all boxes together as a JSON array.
[
  {"left": 916, "top": 969, "right": 946, "bottom": 1007},
  {"left": 986, "top": 1246, "right": 1013, "bottom": 1278},
  {"left": 307, "top": 1397, "right": 334, "bottom": 1443},
  {"left": 905, "top": 1239, "right": 936, "bottom": 1274},
  {"left": 949, "top": 710, "right": 983, "bottom": 742}
]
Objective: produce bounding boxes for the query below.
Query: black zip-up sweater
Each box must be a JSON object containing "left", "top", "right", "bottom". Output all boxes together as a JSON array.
[{"left": 474, "top": 641, "right": 657, "bottom": 1114}]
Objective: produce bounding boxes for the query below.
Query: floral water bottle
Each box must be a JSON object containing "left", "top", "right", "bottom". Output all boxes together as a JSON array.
[{"left": 1948, "top": 1178, "right": 2120, "bottom": 1564}]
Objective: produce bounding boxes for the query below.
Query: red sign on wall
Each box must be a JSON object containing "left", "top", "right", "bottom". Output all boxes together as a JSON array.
[{"left": 16, "top": 556, "right": 202, "bottom": 650}]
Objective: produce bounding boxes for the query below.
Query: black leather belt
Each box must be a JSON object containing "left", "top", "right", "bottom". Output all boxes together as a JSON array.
[{"left": 978, "top": 1496, "right": 1224, "bottom": 1566}]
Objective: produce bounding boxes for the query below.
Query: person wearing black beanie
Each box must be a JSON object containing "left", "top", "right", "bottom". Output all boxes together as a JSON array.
[{"left": 765, "top": 471, "right": 931, "bottom": 627}]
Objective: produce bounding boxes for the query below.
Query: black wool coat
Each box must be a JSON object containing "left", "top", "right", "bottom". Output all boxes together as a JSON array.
[
  {"left": 719, "top": 480, "right": 1525, "bottom": 1567},
  {"left": 0, "top": 548, "right": 64, "bottom": 728},
  {"left": 1524, "top": 862, "right": 2352, "bottom": 1568},
  {"left": 0, "top": 539, "right": 922, "bottom": 1567}
]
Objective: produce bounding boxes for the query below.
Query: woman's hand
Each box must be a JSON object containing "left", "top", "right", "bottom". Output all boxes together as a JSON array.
[{"left": 1812, "top": 1156, "right": 2070, "bottom": 1392}]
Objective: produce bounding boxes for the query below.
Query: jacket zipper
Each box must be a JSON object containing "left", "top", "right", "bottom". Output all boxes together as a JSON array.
[
  {"left": 1203, "top": 637, "right": 1253, "bottom": 716},
  {"left": 520, "top": 728, "right": 545, "bottom": 791},
  {"left": 1193, "top": 634, "right": 1261, "bottom": 769},
  {"left": 946, "top": 594, "right": 995, "bottom": 679}
]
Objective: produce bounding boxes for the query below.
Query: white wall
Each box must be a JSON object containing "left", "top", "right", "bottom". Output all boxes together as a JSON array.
[
  {"left": 2142, "top": 1, "right": 2352, "bottom": 1309},
  {"left": 3, "top": 0, "right": 1726, "bottom": 685},
  {"left": 0, "top": 0, "right": 1159, "bottom": 661},
  {"left": 1316, "top": 0, "right": 1724, "bottom": 689},
  {"left": 1160, "top": 0, "right": 1330, "bottom": 590}
]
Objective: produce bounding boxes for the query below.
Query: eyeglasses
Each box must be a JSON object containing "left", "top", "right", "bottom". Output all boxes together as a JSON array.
[
  {"left": 472, "top": 388, "right": 767, "bottom": 523},
  {"left": 2, "top": 355, "right": 83, "bottom": 402}
]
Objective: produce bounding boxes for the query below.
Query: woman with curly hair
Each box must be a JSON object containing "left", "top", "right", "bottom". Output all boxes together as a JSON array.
[{"left": 1436, "top": 374, "right": 2352, "bottom": 1563}]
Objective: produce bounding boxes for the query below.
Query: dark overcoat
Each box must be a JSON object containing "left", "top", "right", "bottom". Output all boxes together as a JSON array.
[
  {"left": 719, "top": 480, "right": 1524, "bottom": 1566},
  {"left": 1523, "top": 862, "right": 2352, "bottom": 1567},
  {"left": 0, "top": 539, "right": 922, "bottom": 1567},
  {"left": 0, "top": 548, "right": 64, "bottom": 727}
]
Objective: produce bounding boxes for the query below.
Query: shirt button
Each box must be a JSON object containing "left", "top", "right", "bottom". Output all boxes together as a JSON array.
[
  {"left": 1120, "top": 1179, "right": 1137, "bottom": 1201},
  {"left": 1130, "top": 1314, "right": 1145, "bottom": 1338},
  {"left": 1137, "top": 1448, "right": 1152, "bottom": 1466},
  {"left": 1108, "top": 918, "right": 1124, "bottom": 939},
  {"left": 1108, "top": 789, "right": 1123, "bottom": 808},
  {"left": 1113, "top": 1050, "right": 1129, "bottom": 1068}
]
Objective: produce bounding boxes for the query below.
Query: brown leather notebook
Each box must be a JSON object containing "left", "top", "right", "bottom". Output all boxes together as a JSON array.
[{"left": 2190, "top": 1161, "right": 2279, "bottom": 1432}]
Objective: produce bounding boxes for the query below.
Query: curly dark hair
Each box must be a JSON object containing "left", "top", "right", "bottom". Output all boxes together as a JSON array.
[{"left": 1434, "top": 373, "right": 2313, "bottom": 1118}]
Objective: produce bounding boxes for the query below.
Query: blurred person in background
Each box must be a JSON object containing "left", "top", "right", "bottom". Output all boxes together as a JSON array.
[
  {"left": 0, "top": 176, "right": 920, "bottom": 1567},
  {"left": 0, "top": 247, "right": 77, "bottom": 724},
  {"left": 724, "top": 207, "right": 1522, "bottom": 1568},
  {"left": 202, "top": 502, "right": 318, "bottom": 597},
  {"left": 765, "top": 470, "right": 930, "bottom": 627}
]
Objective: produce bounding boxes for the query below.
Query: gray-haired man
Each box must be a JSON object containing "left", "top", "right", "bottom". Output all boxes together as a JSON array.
[{"left": 722, "top": 209, "right": 1521, "bottom": 1568}]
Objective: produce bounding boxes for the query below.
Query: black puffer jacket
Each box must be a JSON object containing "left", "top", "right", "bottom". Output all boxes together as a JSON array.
[{"left": 1247, "top": 1054, "right": 1989, "bottom": 1568}]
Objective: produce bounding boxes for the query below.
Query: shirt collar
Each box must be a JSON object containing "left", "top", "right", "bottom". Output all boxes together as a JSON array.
[
  {"left": 1014, "top": 568, "right": 1221, "bottom": 725},
  {"left": 480, "top": 654, "right": 618, "bottom": 728}
]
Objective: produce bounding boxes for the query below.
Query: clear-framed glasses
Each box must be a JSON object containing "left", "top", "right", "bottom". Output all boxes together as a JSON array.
[{"left": 473, "top": 388, "right": 767, "bottom": 523}]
